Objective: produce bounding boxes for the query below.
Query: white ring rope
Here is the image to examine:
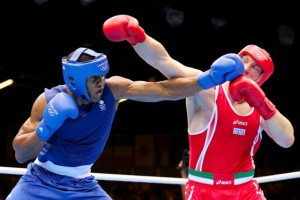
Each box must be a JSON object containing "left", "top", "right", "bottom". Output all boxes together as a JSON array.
[{"left": 0, "top": 166, "right": 299, "bottom": 185}]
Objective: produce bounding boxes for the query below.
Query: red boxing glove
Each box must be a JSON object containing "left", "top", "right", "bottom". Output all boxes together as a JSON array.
[
  {"left": 103, "top": 15, "right": 146, "bottom": 46},
  {"left": 229, "top": 76, "right": 276, "bottom": 120}
]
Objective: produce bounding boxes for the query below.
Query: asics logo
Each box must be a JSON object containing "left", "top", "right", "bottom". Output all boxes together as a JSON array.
[
  {"left": 216, "top": 180, "right": 232, "bottom": 185},
  {"left": 233, "top": 119, "right": 248, "bottom": 126}
]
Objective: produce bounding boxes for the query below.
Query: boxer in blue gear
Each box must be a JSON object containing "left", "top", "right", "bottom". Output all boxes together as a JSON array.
[{"left": 8, "top": 48, "right": 115, "bottom": 200}]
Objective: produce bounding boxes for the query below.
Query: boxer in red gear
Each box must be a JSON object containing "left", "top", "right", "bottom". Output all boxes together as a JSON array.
[{"left": 103, "top": 15, "right": 295, "bottom": 200}]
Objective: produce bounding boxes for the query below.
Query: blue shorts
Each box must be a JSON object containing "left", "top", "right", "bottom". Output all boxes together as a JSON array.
[{"left": 6, "top": 162, "right": 112, "bottom": 200}]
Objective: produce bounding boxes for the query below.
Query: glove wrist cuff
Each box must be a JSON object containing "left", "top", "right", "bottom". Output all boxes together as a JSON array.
[
  {"left": 258, "top": 98, "right": 277, "bottom": 120},
  {"left": 198, "top": 70, "right": 215, "bottom": 90},
  {"left": 128, "top": 27, "right": 146, "bottom": 45},
  {"left": 36, "top": 120, "right": 54, "bottom": 142}
]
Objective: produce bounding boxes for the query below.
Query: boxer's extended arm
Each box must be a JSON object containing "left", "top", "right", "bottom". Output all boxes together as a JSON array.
[
  {"left": 103, "top": 14, "right": 199, "bottom": 78},
  {"left": 133, "top": 35, "right": 199, "bottom": 78},
  {"left": 107, "top": 75, "right": 202, "bottom": 102}
]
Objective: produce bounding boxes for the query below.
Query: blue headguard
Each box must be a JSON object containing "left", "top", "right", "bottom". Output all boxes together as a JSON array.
[{"left": 62, "top": 47, "right": 110, "bottom": 102}]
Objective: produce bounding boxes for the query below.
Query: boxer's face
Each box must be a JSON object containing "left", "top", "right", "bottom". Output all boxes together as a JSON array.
[
  {"left": 242, "top": 55, "right": 263, "bottom": 83},
  {"left": 86, "top": 75, "right": 105, "bottom": 102}
]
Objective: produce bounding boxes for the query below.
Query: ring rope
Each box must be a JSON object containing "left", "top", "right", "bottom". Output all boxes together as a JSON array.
[{"left": 0, "top": 166, "right": 299, "bottom": 185}]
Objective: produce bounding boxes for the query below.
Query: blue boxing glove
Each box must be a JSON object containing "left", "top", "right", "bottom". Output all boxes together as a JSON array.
[
  {"left": 198, "top": 53, "right": 244, "bottom": 89},
  {"left": 36, "top": 93, "right": 79, "bottom": 142}
]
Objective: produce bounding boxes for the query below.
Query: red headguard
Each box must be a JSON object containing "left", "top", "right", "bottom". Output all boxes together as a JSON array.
[{"left": 238, "top": 45, "right": 274, "bottom": 86}]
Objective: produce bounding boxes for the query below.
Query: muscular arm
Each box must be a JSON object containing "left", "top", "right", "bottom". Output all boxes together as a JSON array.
[
  {"left": 13, "top": 93, "right": 46, "bottom": 163},
  {"left": 102, "top": 14, "right": 200, "bottom": 79},
  {"left": 262, "top": 111, "right": 294, "bottom": 148},
  {"left": 133, "top": 35, "right": 201, "bottom": 78},
  {"left": 107, "top": 75, "right": 202, "bottom": 102}
]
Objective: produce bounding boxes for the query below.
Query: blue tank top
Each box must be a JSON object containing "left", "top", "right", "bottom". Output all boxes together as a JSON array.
[{"left": 38, "top": 84, "right": 117, "bottom": 167}]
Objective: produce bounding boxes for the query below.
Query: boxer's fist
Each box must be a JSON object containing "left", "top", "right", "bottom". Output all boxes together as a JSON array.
[
  {"left": 36, "top": 93, "right": 79, "bottom": 141},
  {"left": 103, "top": 15, "right": 146, "bottom": 45},
  {"left": 229, "top": 76, "right": 276, "bottom": 120},
  {"left": 198, "top": 53, "right": 244, "bottom": 89}
]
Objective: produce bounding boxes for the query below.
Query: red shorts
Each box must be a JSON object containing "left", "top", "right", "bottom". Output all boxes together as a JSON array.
[{"left": 185, "top": 179, "right": 266, "bottom": 200}]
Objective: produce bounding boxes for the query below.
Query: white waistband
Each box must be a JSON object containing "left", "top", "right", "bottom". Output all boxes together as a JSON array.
[
  {"left": 188, "top": 174, "right": 253, "bottom": 185},
  {"left": 34, "top": 158, "right": 92, "bottom": 179},
  {"left": 188, "top": 168, "right": 255, "bottom": 186}
]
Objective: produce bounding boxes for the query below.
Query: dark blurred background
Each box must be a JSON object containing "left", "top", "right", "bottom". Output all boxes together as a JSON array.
[{"left": 0, "top": 0, "right": 299, "bottom": 199}]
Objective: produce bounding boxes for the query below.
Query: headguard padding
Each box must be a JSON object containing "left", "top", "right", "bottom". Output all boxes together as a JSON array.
[
  {"left": 62, "top": 47, "right": 110, "bottom": 101},
  {"left": 238, "top": 45, "right": 274, "bottom": 86}
]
